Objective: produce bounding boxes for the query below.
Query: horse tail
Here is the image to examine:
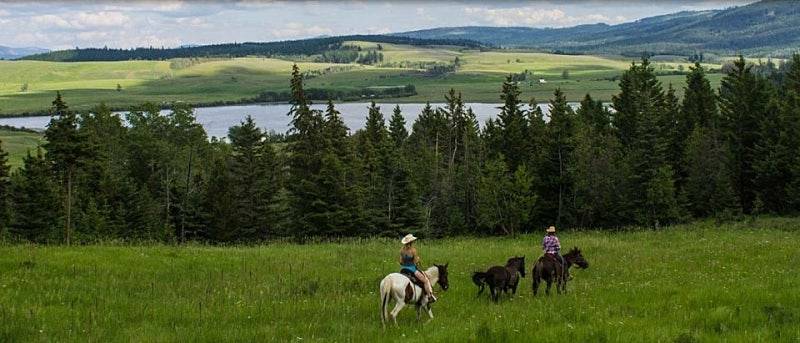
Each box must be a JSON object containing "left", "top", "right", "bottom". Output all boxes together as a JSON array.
[
  {"left": 472, "top": 271, "right": 488, "bottom": 287},
  {"left": 380, "top": 278, "right": 391, "bottom": 325}
]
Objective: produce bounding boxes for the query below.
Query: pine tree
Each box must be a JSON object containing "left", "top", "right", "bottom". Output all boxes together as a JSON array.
[
  {"left": 286, "top": 64, "right": 327, "bottom": 239},
  {"left": 317, "top": 100, "right": 358, "bottom": 236},
  {"left": 389, "top": 105, "right": 408, "bottom": 148},
  {"left": 203, "top": 144, "right": 236, "bottom": 242},
  {"left": 682, "top": 62, "right": 718, "bottom": 131},
  {"left": 783, "top": 54, "right": 800, "bottom": 212},
  {"left": 77, "top": 103, "right": 128, "bottom": 239},
  {"left": 477, "top": 158, "right": 536, "bottom": 235},
  {"left": 43, "top": 92, "right": 92, "bottom": 244},
  {"left": 0, "top": 140, "right": 10, "bottom": 238},
  {"left": 386, "top": 105, "right": 421, "bottom": 234},
  {"left": 662, "top": 84, "right": 686, "bottom": 197},
  {"left": 10, "top": 148, "right": 60, "bottom": 243},
  {"left": 612, "top": 58, "right": 664, "bottom": 148},
  {"left": 719, "top": 56, "right": 772, "bottom": 213},
  {"left": 359, "top": 101, "right": 390, "bottom": 234},
  {"left": 542, "top": 88, "right": 577, "bottom": 227},
  {"left": 613, "top": 58, "right": 680, "bottom": 225},
  {"left": 227, "top": 115, "right": 278, "bottom": 241},
  {"left": 683, "top": 127, "right": 739, "bottom": 217},
  {"left": 576, "top": 93, "right": 611, "bottom": 133},
  {"left": 495, "top": 75, "right": 528, "bottom": 172},
  {"left": 571, "top": 122, "right": 630, "bottom": 227},
  {"left": 408, "top": 103, "right": 447, "bottom": 235}
]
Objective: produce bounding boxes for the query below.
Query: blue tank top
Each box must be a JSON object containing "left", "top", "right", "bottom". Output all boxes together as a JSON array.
[{"left": 401, "top": 253, "right": 417, "bottom": 273}]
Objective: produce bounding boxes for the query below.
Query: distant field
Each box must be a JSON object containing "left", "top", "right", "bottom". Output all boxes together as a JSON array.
[
  {"left": 0, "top": 43, "right": 723, "bottom": 116},
  {"left": 0, "top": 129, "right": 44, "bottom": 169},
  {"left": 0, "top": 217, "right": 797, "bottom": 341}
]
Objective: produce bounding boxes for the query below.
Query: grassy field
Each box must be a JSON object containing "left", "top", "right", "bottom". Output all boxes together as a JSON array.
[
  {"left": 0, "top": 218, "right": 798, "bottom": 342},
  {"left": 0, "top": 129, "right": 44, "bottom": 169},
  {"left": 0, "top": 43, "right": 723, "bottom": 116}
]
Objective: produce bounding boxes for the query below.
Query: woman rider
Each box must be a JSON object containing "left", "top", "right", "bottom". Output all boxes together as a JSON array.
[
  {"left": 399, "top": 234, "right": 437, "bottom": 303},
  {"left": 542, "top": 226, "right": 569, "bottom": 280}
]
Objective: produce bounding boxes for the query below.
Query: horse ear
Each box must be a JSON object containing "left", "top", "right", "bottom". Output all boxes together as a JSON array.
[{"left": 445, "top": 263, "right": 449, "bottom": 268}]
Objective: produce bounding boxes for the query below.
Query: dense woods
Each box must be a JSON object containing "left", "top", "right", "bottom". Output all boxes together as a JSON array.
[{"left": 2, "top": 55, "right": 800, "bottom": 243}]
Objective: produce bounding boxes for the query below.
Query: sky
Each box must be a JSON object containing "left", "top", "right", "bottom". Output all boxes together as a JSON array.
[{"left": 0, "top": 0, "right": 755, "bottom": 50}]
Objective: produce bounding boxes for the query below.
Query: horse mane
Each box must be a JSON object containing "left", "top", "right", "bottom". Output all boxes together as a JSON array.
[
  {"left": 505, "top": 256, "right": 523, "bottom": 266},
  {"left": 425, "top": 265, "right": 440, "bottom": 279}
]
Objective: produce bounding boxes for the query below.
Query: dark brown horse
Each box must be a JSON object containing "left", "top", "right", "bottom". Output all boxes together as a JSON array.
[
  {"left": 532, "top": 247, "right": 588, "bottom": 296},
  {"left": 472, "top": 256, "right": 526, "bottom": 302}
]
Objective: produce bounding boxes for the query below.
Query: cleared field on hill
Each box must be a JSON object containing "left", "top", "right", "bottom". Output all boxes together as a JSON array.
[
  {"left": 0, "top": 129, "right": 44, "bottom": 169},
  {"left": 0, "top": 218, "right": 797, "bottom": 342},
  {"left": 0, "top": 43, "right": 723, "bottom": 116}
]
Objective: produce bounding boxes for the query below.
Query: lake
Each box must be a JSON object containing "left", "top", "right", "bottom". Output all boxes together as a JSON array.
[{"left": 0, "top": 102, "right": 581, "bottom": 139}]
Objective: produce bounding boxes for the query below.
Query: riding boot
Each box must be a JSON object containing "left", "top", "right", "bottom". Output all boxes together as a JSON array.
[{"left": 424, "top": 283, "right": 437, "bottom": 303}]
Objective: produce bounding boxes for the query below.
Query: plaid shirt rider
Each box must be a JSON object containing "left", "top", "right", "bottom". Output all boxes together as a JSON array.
[{"left": 542, "top": 235, "right": 561, "bottom": 254}]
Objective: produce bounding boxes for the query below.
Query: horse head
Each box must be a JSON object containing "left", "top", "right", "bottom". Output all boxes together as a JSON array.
[
  {"left": 434, "top": 263, "right": 450, "bottom": 291},
  {"left": 565, "top": 247, "right": 589, "bottom": 269},
  {"left": 505, "top": 256, "right": 526, "bottom": 277}
]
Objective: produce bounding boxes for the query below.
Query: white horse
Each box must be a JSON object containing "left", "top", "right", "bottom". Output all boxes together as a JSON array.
[{"left": 379, "top": 264, "right": 449, "bottom": 327}]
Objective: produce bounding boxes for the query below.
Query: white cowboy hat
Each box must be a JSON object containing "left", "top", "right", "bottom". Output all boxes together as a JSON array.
[
  {"left": 546, "top": 226, "right": 556, "bottom": 233},
  {"left": 401, "top": 234, "right": 417, "bottom": 245}
]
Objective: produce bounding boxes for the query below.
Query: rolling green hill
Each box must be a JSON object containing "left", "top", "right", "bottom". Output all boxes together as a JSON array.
[
  {"left": 395, "top": 0, "right": 800, "bottom": 57},
  {"left": 0, "top": 43, "right": 722, "bottom": 116}
]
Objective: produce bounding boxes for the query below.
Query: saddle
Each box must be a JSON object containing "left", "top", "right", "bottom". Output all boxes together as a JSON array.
[
  {"left": 542, "top": 253, "right": 566, "bottom": 277},
  {"left": 400, "top": 269, "right": 425, "bottom": 289}
]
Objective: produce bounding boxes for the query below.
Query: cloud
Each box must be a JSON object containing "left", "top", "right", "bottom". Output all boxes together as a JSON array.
[
  {"left": 30, "top": 11, "right": 131, "bottom": 30},
  {"left": 464, "top": 6, "right": 628, "bottom": 27},
  {"left": 175, "top": 17, "right": 211, "bottom": 28},
  {"left": 0, "top": 9, "right": 10, "bottom": 17},
  {"left": 270, "top": 22, "right": 332, "bottom": 39}
]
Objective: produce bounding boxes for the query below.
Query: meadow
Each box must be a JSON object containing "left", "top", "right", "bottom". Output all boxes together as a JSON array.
[
  {"left": 0, "top": 42, "right": 723, "bottom": 116},
  {"left": 0, "top": 129, "right": 44, "bottom": 169},
  {"left": 0, "top": 218, "right": 797, "bottom": 342}
]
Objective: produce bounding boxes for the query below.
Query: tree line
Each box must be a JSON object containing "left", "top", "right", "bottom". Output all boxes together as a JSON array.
[
  {"left": 1, "top": 55, "right": 800, "bottom": 244},
  {"left": 20, "top": 35, "right": 484, "bottom": 62}
]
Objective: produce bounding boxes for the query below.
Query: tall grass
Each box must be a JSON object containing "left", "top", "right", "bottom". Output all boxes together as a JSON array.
[{"left": 1, "top": 218, "right": 797, "bottom": 342}]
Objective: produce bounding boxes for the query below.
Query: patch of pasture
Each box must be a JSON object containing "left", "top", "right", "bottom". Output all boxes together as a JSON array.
[
  {"left": 0, "top": 129, "right": 45, "bottom": 169},
  {"left": 0, "top": 218, "right": 797, "bottom": 341}
]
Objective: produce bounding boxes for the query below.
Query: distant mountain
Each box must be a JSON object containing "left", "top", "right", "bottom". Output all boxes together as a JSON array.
[
  {"left": 0, "top": 46, "right": 49, "bottom": 59},
  {"left": 21, "top": 35, "right": 485, "bottom": 62},
  {"left": 394, "top": 0, "right": 800, "bottom": 57}
]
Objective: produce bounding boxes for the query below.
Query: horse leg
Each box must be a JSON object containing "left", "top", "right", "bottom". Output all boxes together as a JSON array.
[
  {"left": 532, "top": 277, "right": 539, "bottom": 296},
  {"left": 512, "top": 281, "right": 518, "bottom": 296},
  {"left": 476, "top": 284, "right": 484, "bottom": 298},
  {"left": 545, "top": 277, "right": 552, "bottom": 296},
  {"left": 490, "top": 286, "right": 498, "bottom": 302},
  {"left": 390, "top": 300, "right": 406, "bottom": 327},
  {"left": 425, "top": 304, "right": 434, "bottom": 323},
  {"left": 416, "top": 304, "right": 422, "bottom": 321}
]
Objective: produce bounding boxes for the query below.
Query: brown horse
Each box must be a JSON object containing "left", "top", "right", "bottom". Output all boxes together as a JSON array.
[
  {"left": 472, "top": 256, "right": 526, "bottom": 302},
  {"left": 532, "top": 247, "right": 588, "bottom": 296}
]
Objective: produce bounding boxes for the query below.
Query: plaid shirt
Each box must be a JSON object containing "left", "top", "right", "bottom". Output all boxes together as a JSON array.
[{"left": 542, "top": 235, "right": 561, "bottom": 254}]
